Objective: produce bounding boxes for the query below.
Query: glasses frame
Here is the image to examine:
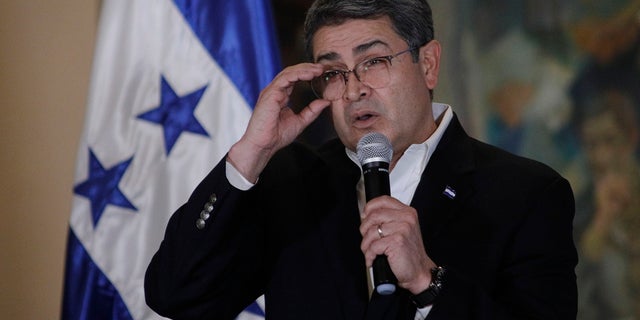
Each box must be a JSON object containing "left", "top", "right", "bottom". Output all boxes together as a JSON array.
[{"left": 311, "top": 47, "right": 417, "bottom": 100}]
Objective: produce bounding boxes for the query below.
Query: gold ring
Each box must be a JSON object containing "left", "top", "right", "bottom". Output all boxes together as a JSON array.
[{"left": 377, "top": 224, "right": 385, "bottom": 238}]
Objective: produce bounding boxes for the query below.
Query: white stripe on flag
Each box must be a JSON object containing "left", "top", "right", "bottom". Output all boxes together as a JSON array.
[{"left": 63, "top": 0, "right": 278, "bottom": 319}]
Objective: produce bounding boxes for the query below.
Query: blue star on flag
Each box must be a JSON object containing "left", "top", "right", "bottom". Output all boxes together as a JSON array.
[
  {"left": 73, "top": 149, "right": 137, "bottom": 227},
  {"left": 137, "top": 76, "right": 210, "bottom": 155}
]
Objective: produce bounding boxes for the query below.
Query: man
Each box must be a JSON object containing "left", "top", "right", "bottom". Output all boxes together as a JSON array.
[
  {"left": 145, "top": 1, "right": 578, "bottom": 319},
  {"left": 576, "top": 89, "right": 640, "bottom": 319}
]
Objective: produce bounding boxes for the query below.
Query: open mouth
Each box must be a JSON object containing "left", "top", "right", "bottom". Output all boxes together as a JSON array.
[
  {"left": 356, "top": 114, "right": 374, "bottom": 121},
  {"left": 352, "top": 112, "right": 378, "bottom": 128}
]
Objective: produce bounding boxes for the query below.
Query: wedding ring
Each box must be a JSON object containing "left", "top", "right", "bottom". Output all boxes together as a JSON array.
[{"left": 377, "top": 224, "right": 385, "bottom": 238}]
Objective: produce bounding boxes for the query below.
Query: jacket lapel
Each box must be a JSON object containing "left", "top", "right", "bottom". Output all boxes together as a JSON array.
[
  {"left": 317, "top": 140, "right": 370, "bottom": 319},
  {"left": 411, "top": 114, "right": 476, "bottom": 245}
]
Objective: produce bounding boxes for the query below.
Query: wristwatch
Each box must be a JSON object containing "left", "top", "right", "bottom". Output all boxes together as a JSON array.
[{"left": 410, "top": 266, "right": 446, "bottom": 308}]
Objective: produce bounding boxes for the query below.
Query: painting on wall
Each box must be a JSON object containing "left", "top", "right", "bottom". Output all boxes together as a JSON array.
[{"left": 444, "top": 1, "right": 640, "bottom": 318}]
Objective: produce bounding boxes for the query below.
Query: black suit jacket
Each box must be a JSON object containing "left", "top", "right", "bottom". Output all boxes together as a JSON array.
[{"left": 145, "top": 114, "right": 578, "bottom": 319}]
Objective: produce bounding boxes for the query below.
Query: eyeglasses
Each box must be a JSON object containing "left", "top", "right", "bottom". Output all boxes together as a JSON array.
[{"left": 310, "top": 47, "right": 416, "bottom": 101}]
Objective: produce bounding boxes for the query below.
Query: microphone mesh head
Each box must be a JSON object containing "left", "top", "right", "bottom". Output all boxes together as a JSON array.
[{"left": 356, "top": 132, "right": 393, "bottom": 165}]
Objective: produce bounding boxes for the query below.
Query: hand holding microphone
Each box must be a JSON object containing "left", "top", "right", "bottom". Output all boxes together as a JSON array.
[
  {"left": 357, "top": 132, "right": 437, "bottom": 297},
  {"left": 356, "top": 132, "right": 398, "bottom": 295}
]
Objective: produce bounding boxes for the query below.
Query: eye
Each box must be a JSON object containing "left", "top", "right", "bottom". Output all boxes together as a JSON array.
[
  {"left": 361, "top": 57, "right": 389, "bottom": 71},
  {"left": 320, "top": 70, "right": 343, "bottom": 83}
]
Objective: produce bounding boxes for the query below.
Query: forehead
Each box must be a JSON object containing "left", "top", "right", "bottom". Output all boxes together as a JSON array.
[{"left": 311, "top": 17, "right": 405, "bottom": 62}]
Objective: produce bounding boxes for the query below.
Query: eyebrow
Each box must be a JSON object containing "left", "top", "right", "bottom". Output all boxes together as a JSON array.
[{"left": 315, "top": 40, "right": 391, "bottom": 64}]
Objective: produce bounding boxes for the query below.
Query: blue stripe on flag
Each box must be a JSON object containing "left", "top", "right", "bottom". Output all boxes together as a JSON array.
[
  {"left": 173, "top": 0, "right": 282, "bottom": 108},
  {"left": 64, "top": 1, "right": 281, "bottom": 319},
  {"left": 62, "top": 228, "right": 133, "bottom": 320}
]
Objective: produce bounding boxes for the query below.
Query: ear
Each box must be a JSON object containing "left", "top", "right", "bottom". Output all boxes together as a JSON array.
[{"left": 419, "top": 40, "right": 441, "bottom": 90}]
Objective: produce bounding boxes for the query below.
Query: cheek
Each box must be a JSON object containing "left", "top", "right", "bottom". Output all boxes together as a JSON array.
[
  {"left": 329, "top": 105, "right": 344, "bottom": 128},
  {"left": 329, "top": 105, "right": 352, "bottom": 141}
]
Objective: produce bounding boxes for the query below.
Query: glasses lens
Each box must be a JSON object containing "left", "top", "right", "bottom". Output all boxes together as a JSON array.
[
  {"left": 311, "top": 70, "right": 344, "bottom": 100},
  {"left": 358, "top": 58, "right": 391, "bottom": 89},
  {"left": 311, "top": 57, "right": 393, "bottom": 100}
]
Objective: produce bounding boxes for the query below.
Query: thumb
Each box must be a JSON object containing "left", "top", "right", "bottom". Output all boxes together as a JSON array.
[{"left": 297, "top": 99, "right": 331, "bottom": 127}]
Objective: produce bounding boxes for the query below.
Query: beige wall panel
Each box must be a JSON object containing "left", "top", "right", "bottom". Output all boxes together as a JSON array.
[{"left": 0, "top": 0, "right": 99, "bottom": 318}]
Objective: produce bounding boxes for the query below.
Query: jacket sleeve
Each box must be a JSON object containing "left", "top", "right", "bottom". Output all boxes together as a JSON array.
[{"left": 144, "top": 156, "right": 267, "bottom": 319}]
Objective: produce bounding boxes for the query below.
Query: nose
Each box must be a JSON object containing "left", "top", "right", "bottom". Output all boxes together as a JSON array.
[{"left": 343, "top": 71, "right": 370, "bottom": 101}]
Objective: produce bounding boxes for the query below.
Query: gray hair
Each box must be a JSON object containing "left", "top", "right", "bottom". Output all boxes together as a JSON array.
[{"left": 303, "top": 0, "right": 435, "bottom": 61}]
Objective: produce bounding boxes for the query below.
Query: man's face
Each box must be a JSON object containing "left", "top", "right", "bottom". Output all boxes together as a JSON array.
[
  {"left": 581, "top": 111, "right": 634, "bottom": 177},
  {"left": 311, "top": 17, "right": 440, "bottom": 157}
]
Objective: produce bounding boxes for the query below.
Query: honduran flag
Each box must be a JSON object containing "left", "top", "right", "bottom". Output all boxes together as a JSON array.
[{"left": 62, "top": 0, "right": 280, "bottom": 319}]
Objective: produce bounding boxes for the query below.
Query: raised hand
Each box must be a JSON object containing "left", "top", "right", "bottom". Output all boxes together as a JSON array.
[{"left": 228, "top": 63, "right": 330, "bottom": 182}]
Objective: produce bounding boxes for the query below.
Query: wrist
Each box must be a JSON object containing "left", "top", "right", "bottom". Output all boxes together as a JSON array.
[
  {"left": 228, "top": 139, "right": 273, "bottom": 183},
  {"left": 407, "top": 267, "right": 433, "bottom": 295},
  {"left": 410, "top": 266, "right": 446, "bottom": 308}
]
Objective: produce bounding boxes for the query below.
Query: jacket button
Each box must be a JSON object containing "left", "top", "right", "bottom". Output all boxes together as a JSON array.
[{"left": 196, "top": 218, "right": 206, "bottom": 230}]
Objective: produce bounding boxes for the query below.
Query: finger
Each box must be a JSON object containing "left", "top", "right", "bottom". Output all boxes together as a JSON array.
[
  {"left": 363, "top": 195, "right": 407, "bottom": 213},
  {"left": 359, "top": 197, "right": 404, "bottom": 235},
  {"left": 270, "top": 63, "right": 324, "bottom": 91},
  {"left": 362, "top": 231, "right": 399, "bottom": 267},
  {"left": 360, "top": 222, "right": 383, "bottom": 255},
  {"left": 258, "top": 64, "right": 325, "bottom": 108},
  {"left": 296, "top": 99, "right": 331, "bottom": 126},
  {"left": 361, "top": 220, "right": 403, "bottom": 264},
  {"left": 362, "top": 219, "right": 408, "bottom": 249},
  {"left": 362, "top": 236, "right": 389, "bottom": 267}
]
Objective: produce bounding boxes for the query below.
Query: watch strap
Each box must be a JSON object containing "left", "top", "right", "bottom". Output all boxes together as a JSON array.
[{"left": 410, "top": 266, "right": 446, "bottom": 308}]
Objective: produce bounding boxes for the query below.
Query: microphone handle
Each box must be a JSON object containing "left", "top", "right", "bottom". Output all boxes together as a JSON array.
[
  {"left": 363, "top": 162, "right": 397, "bottom": 295},
  {"left": 373, "top": 255, "right": 397, "bottom": 295}
]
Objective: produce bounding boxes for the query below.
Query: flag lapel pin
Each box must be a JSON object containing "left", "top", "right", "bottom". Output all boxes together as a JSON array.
[{"left": 443, "top": 186, "right": 456, "bottom": 199}]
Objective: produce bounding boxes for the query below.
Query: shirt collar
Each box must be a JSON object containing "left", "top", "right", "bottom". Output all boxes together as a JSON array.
[{"left": 346, "top": 103, "right": 453, "bottom": 171}]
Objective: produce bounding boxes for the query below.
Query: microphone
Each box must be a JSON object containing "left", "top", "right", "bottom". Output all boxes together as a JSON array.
[{"left": 356, "top": 132, "right": 397, "bottom": 295}]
